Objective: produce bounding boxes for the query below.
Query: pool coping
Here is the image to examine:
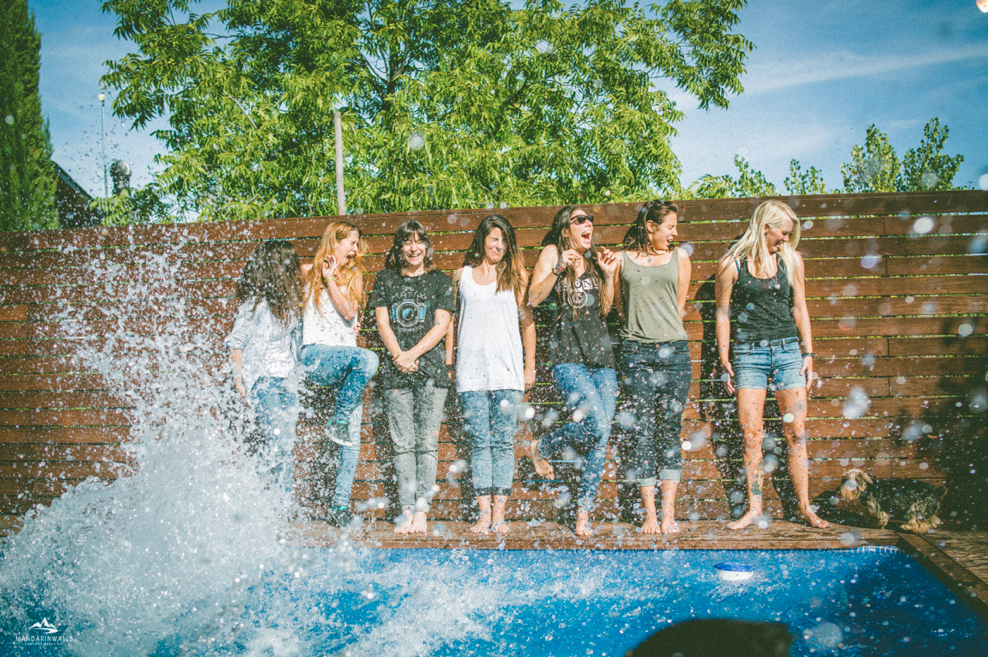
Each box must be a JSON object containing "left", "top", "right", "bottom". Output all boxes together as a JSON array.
[{"left": 896, "top": 532, "right": 988, "bottom": 620}]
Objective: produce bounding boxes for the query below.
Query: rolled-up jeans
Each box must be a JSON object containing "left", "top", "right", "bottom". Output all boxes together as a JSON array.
[
  {"left": 250, "top": 376, "right": 300, "bottom": 495},
  {"left": 539, "top": 364, "right": 618, "bottom": 513},
  {"left": 384, "top": 385, "right": 448, "bottom": 513},
  {"left": 301, "top": 344, "right": 378, "bottom": 507},
  {"left": 460, "top": 389, "right": 523, "bottom": 497},
  {"left": 620, "top": 340, "right": 692, "bottom": 487}
]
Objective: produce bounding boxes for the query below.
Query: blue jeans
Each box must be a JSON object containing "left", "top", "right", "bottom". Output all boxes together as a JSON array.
[
  {"left": 301, "top": 344, "right": 379, "bottom": 508},
  {"left": 540, "top": 364, "right": 618, "bottom": 512},
  {"left": 250, "top": 377, "right": 300, "bottom": 495},
  {"left": 620, "top": 340, "right": 692, "bottom": 486},
  {"left": 460, "top": 389, "right": 524, "bottom": 496},
  {"left": 301, "top": 344, "right": 379, "bottom": 425}
]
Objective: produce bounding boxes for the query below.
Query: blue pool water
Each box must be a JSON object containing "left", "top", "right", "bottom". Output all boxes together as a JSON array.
[{"left": 4, "top": 543, "right": 987, "bottom": 656}]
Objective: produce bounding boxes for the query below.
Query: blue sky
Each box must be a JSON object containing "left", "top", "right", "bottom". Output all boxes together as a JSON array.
[{"left": 30, "top": 0, "right": 988, "bottom": 199}]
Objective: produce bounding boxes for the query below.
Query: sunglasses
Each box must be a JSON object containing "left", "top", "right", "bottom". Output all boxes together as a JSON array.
[{"left": 570, "top": 214, "right": 594, "bottom": 226}]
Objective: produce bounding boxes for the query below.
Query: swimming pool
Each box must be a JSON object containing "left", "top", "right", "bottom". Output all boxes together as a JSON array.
[{"left": 7, "top": 544, "right": 981, "bottom": 656}]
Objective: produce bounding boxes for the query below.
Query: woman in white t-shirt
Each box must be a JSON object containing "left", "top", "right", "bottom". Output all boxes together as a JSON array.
[
  {"left": 300, "top": 220, "right": 379, "bottom": 528},
  {"left": 447, "top": 215, "right": 536, "bottom": 534}
]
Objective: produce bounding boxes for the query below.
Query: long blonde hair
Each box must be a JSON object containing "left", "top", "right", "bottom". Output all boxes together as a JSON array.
[
  {"left": 723, "top": 200, "right": 801, "bottom": 287},
  {"left": 304, "top": 220, "right": 367, "bottom": 312}
]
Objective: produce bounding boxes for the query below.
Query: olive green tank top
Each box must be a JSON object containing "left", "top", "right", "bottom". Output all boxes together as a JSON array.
[{"left": 619, "top": 249, "right": 688, "bottom": 344}]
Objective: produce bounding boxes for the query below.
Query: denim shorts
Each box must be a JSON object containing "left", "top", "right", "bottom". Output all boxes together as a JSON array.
[{"left": 732, "top": 337, "right": 805, "bottom": 392}]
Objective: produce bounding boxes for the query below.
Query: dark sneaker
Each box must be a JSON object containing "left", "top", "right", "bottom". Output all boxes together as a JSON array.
[
  {"left": 326, "top": 423, "right": 355, "bottom": 447},
  {"left": 329, "top": 505, "right": 352, "bottom": 529}
]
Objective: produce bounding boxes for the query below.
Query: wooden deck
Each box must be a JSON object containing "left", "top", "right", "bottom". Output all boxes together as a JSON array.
[{"left": 285, "top": 518, "right": 899, "bottom": 550}]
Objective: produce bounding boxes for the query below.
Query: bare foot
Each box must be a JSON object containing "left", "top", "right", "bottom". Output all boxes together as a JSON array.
[
  {"left": 491, "top": 499, "right": 510, "bottom": 535},
  {"left": 491, "top": 521, "right": 509, "bottom": 534},
  {"left": 470, "top": 512, "right": 491, "bottom": 534},
  {"left": 394, "top": 510, "right": 414, "bottom": 534},
  {"left": 408, "top": 511, "right": 428, "bottom": 534},
  {"left": 640, "top": 512, "right": 660, "bottom": 534},
  {"left": 660, "top": 517, "right": 680, "bottom": 534},
  {"left": 575, "top": 509, "right": 593, "bottom": 536},
  {"left": 527, "top": 440, "right": 554, "bottom": 479},
  {"left": 728, "top": 509, "right": 762, "bottom": 530},
  {"left": 800, "top": 508, "right": 830, "bottom": 529}
]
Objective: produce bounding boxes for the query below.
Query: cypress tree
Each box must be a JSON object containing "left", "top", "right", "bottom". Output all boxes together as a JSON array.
[{"left": 0, "top": 0, "right": 58, "bottom": 231}]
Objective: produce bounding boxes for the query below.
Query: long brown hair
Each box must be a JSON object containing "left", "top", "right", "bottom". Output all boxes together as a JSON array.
[
  {"left": 463, "top": 215, "right": 529, "bottom": 306},
  {"left": 303, "top": 220, "right": 367, "bottom": 312},
  {"left": 541, "top": 205, "right": 605, "bottom": 318},
  {"left": 236, "top": 239, "right": 303, "bottom": 328},
  {"left": 624, "top": 200, "right": 680, "bottom": 252}
]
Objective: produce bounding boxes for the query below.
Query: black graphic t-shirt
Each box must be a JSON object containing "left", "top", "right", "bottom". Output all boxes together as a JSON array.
[
  {"left": 369, "top": 268, "right": 455, "bottom": 389},
  {"left": 540, "top": 268, "right": 615, "bottom": 370}
]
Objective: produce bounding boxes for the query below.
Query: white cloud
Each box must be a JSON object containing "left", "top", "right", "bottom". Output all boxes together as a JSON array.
[{"left": 743, "top": 43, "right": 988, "bottom": 94}]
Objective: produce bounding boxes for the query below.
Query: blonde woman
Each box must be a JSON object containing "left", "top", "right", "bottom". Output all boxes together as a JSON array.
[
  {"left": 448, "top": 215, "right": 536, "bottom": 535},
  {"left": 714, "top": 200, "right": 828, "bottom": 530},
  {"left": 301, "top": 220, "right": 379, "bottom": 528}
]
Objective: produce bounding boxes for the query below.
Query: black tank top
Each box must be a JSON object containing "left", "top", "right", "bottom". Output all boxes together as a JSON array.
[
  {"left": 731, "top": 256, "right": 799, "bottom": 344},
  {"left": 543, "top": 268, "right": 616, "bottom": 369}
]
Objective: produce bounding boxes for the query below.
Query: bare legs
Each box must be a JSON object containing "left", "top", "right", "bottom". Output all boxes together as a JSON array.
[
  {"left": 729, "top": 387, "right": 828, "bottom": 529},
  {"left": 641, "top": 480, "right": 680, "bottom": 534}
]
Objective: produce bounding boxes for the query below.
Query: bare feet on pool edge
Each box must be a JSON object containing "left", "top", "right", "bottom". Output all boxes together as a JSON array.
[
  {"left": 409, "top": 511, "right": 428, "bottom": 534},
  {"left": 470, "top": 511, "right": 491, "bottom": 534},
  {"left": 660, "top": 517, "right": 680, "bottom": 534},
  {"left": 394, "top": 510, "right": 414, "bottom": 534},
  {"left": 527, "top": 440, "right": 554, "bottom": 479},
  {"left": 728, "top": 509, "right": 763, "bottom": 530},
  {"left": 799, "top": 508, "right": 830, "bottom": 529},
  {"left": 575, "top": 509, "right": 593, "bottom": 537},
  {"left": 641, "top": 512, "right": 660, "bottom": 534}
]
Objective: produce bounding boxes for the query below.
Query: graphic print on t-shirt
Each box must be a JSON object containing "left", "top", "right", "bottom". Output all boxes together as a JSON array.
[
  {"left": 560, "top": 276, "right": 597, "bottom": 310},
  {"left": 392, "top": 299, "right": 428, "bottom": 328}
]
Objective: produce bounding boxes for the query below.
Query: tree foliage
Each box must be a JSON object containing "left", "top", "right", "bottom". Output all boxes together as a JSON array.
[
  {"left": 841, "top": 124, "right": 901, "bottom": 193},
  {"left": 0, "top": 0, "right": 58, "bottom": 231},
  {"left": 102, "top": 0, "right": 752, "bottom": 221},
  {"left": 783, "top": 159, "right": 830, "bottom": 195},
  {"left": 900, "top": 118, "right": 964, "bottom": 192},
  {"left": 681, "top": 154, "right": 776, "bottom": 199}
]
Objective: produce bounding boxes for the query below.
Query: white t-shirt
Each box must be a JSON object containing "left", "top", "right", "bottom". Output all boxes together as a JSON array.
[{"left": 302, "top": 289, "right": 357, "bottom": 347}]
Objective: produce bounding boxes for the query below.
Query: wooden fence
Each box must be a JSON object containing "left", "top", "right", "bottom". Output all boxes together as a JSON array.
[{"left": 1, "top": 191, "right": 986, "bottom": 533}]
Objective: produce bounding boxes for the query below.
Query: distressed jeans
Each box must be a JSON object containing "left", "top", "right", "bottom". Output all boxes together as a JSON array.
[
  {"left": 460, "top": 389, "right": 524, "bottom": 496},
  {"left": 384, "top": 386, "right": 448, "bottom": 513},
  {"left": 540, "top": 364, "right": 618, "bottom": 512}
]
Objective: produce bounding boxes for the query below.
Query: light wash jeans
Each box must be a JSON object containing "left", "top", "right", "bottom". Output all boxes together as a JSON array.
[
  {"left": 250, "top": 377, "right": 300, "bottom": 496},
  {"left": 384, "top": 386, "right": 448, "bottom": 513},
  {"left": 301, "top": 344, "right": 378, "bottom": 508},
  {"left": 460, "top": 389, "right": 523, "bottom": 496},
  {"left": 540, "top": 364, "right": 618, "bottom": 512}
]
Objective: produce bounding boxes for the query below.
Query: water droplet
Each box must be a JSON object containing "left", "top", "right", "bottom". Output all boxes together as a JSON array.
[
  {"left": 408, "top": 131, "right": 425, "bottom": 150},
  {"left": 4, "top": 115, "right": 13, "bottom": 125},
  {"left": 912, "top": 216, "right": 935, "bottom": 234}
]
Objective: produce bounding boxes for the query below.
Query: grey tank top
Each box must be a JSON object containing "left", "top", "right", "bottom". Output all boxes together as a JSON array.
[{"left": 619, "top": 249, "right": 688, "bottom": 343}]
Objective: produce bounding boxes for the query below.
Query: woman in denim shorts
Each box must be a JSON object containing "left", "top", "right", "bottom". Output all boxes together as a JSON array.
[
  {"left": 613, "top": 201, "right": 692, "bottom": 535},
  {"left": 714, "top": 200, "right": 829, "bottom": 530}
]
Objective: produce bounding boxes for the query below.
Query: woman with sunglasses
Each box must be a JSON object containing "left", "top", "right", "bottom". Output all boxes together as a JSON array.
[
  {"left": 528, "top": 206, "right": 618, "bottom": 536},
  {"left": 612, "top": 201, "right": 692, "bottom": 535},
  {"left": 715, "top": 200, "right": 828, "bottom": 530}
]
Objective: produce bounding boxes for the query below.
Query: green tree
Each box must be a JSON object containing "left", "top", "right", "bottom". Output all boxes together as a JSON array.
[
  {"left": 102, "top": 0, "right": 753, "bottom": 221},
  {"left": 682, "top": 154, "right": 776, "bottom": 199},
  {"left": 784, "top": 159, "right": 830, "bottom": 195},
  {"left": 841, "top": 124, "right": 900, "bottom": 193},
  {"left": 0, "top": 0, "right": 57, "bottom": 231},
  {"left": 900, "top": 118, "right": 964, "bottom": 191}
]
